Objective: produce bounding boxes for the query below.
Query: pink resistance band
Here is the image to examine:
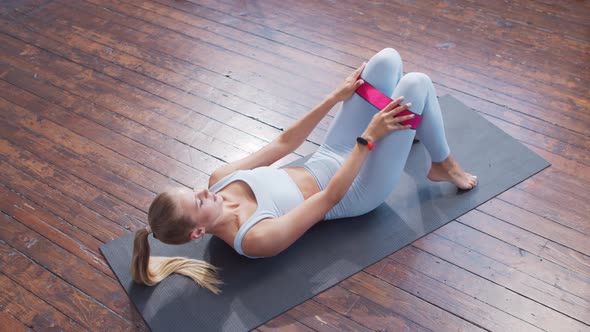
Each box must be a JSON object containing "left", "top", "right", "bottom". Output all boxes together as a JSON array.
[{"left": 355, "top": 81, "right": 422, "bottom": 129}]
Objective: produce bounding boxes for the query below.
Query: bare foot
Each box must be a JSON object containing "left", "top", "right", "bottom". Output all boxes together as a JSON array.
[{"left": 427, "top": 154, "right": 478, "bottom": 190}]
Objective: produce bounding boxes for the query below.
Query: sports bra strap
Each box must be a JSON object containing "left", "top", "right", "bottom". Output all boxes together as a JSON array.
[{"left": 233, "top": 211, "right": 273, "bottom": 258}]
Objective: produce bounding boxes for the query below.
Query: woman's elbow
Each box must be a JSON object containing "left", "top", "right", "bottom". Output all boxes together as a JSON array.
[
  {"left": 323, "top": 188, "right": 345, "bottom": 207},
  {"left": 276, "top": 133, "right": 296, "bottom": 150},
  {"left": 251, "top": 246, "right": 282, "bottom": 258},
  {"left": 266, "top": 248, "right": 282, "bottom": 258},
  {"left": 244, "top": 231, "right": 283, "bottom": 258}
]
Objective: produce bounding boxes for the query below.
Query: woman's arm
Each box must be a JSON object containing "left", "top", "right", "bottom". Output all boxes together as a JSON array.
[
  {"left": 242, "top": 143, "right": 370, "bottom": 257},
  {"left": 278, "top": 94, "right": 339, "bottom": 152},
  {"left": 209, "top": 64, "right": 366, "bottom": 187},
  {"left": 278, "top": 63, "right": 367, "bottom": 153},
  {"left": 243, "top": 98, "right": 414, "bottom": 257}
]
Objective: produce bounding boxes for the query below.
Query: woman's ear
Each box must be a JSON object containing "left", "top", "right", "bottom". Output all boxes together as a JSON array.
[{"left": 189, "top": 228, "right": 206, "bottom": 241}]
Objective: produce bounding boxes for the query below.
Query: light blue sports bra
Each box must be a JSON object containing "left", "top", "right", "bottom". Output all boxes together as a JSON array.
[{"left": 208, "top": 167, "right": 304, "bottom": 258}]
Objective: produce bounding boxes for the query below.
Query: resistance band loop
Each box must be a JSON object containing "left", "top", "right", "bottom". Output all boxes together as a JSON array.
[{"left": 355, "top": 81, "right": 422, "bottom": 129}]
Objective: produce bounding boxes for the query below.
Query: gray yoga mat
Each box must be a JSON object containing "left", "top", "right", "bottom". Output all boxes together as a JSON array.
[{"left": 101, "top": 95, "right": 549, "bottom": 332}]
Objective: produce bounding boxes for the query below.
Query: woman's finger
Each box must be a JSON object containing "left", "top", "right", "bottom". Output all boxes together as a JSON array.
[
  {"left": 393, "top": 113, "right": 416, "bottom": 123},
  {"left": 354, "top": 78, "right": 365, "bottom": 89},
  {"left": 383, "top": 97, "right": 405, "bottom": 113},
  {"left": 353, "top": 62, "right": 366, "bottom": 78},
  {"left": 388, "top": 123, "right": 412, "bottom": 131},
  {"left": 384, "top": 102, "right": 405, "bottom": 114},
  {"left": 391, "top": 102, "right": 412, "bottom": 116}
]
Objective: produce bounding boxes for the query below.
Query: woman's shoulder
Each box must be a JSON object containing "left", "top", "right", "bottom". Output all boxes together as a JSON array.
[
  {"left": 208, "top": 168, "right": 246, "bottom": 190},
  {"left": 239, "top": 216, "right": 276, "bottom": 258}
]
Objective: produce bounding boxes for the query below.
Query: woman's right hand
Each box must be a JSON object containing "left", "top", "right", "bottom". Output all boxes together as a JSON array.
[
  {"left": 330, "top": 62, "right": 366, "bottom": 103},
  {"left": 362, "top": 97, "right": 414, "bottom": 142}
]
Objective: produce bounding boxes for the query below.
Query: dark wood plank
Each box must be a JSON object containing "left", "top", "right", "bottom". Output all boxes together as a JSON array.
[
  {"left": 515, "top": 177, "right": 590, "bottom": 226},
  {"left": 284, "top": 300, "right": 373, "bottom": 332},
  {"left": 433, "top": 84, "right": 590, "bottom": 153},
  {"left": 0, "top": 76, "right": 207, "bottom": 195},
  {"left": 11, "top": 0, "right": 588, "bottom": 160},
  {"left": 257, "top": 314, "right": 314, "bottom": 332},
  {"left": 523, "top": 143, "right": 590, "bottom": 184},
  {"left": 340, "top": 272, "right": 486, "bottom": 331},
  {"left": 461, "top": 208, "right": 590, "bottom": 279},
  {"left": 347, "top": 0, "right": 590, "bottom": 78},
  {"left": 0, "top": 239, "right": 138, "bottom": 331},
  {"left": 0, "top": 18, "right": 319, "bottom": 160},
  {"left": 0, "top": 184, "right": 110, "bottom": 276},
  {"left": 0, "top": 98, "right": 156, "bottom": 207},
  {"left": 0, "top": 0, "right": 53, "bottom": 19},
  {"left": 414, "top": 232, "right": 590, "bottom": 323},
  {"left": 523, "top": 167, "right": 590, "bottom": 200},
  {"left": 477, "top": 199, "right": 590, "bottom": 257},
  {"left": 481, "top": 113, "right": 589, "bottom": 167},
  {"left": 83, "top": 0, "right": 345, "bottom": 91},
  {"left": 196, "top": 0, "right": 590, "bottom": 104},
  {"left": 71, "top": 0, "right": 333, "bottom": 106},
  {"left": 0, "top": 310, "right": 31, "bottom": 332},
  {"left": 314, "top": 285, "right": 431, "bottom": 332},
  {"left": 0, "top": 67, "right": 227, "bottom": 179},
  {"left": 0, "top": 212, "right": 146, "bottom": 327},
  {"left": 2, "top": 66, "right": 245, "bottom": 176},
  {"left": 0, "top": 76, "right": 212, "bottom": 188},
  {"left": 80, "top": 0, "right": 334, "bottom": 135},
  {"left": 0, "top": 272, "right": 82, "bottom": 331},
  {"left": 60, "top": 0, "right": 324, "bottom": 125},
  {"left": 388, "top": 245, "right": 589, "bottom": 331},
  {"left": 369, "top": 257, "right": 543, "bottom": 331},
  {"left": 436, "top": 221, "right": 590, "bottom": 301},
  {"left": 0, "top": 122, "right": 147, "bottom": 229},
  {"left": 152, "top": 0, "right": 361, "bottom": 66},
  {"left": 0, "top": 28, "right": 268, "bottom": 162},
  {"left": 449, "top": 0, "right": 590, "bottom": 41},
  {"left": 23, "top": 1, "right": 329, "bottom": 122},
  {"left": 498, "top": 188, "right": 589, "bottom": 236},
  {"left": 0, "top": 161, "right": 127, "bottom": 243},
  {"left": 269, "top": 0, "right": 590, "bottom": 102},
  {"left": 195, "top": 0, "right": 590, "bottom": 131}
]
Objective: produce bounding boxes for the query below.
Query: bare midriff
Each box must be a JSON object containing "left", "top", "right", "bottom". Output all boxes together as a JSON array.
[{"left": 283, "top": 166, "right": 321, "bottom": 200}]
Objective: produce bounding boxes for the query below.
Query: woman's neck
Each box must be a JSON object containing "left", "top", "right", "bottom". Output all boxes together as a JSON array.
[{"left": 206, "top": 193, "right": 241, "bottom": 239}]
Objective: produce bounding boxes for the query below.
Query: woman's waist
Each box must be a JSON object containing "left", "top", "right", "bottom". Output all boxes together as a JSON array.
[{"left": 282, "top": 166, "right": 321, "bottom": 199}]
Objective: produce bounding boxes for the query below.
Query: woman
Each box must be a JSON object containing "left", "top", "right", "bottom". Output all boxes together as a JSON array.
[{"left": 131, "top": 48, "right": 477, "bottom": 294}]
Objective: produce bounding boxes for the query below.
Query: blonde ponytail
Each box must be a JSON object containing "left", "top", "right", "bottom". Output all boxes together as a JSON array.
[{"left": 130, "top": 227, "right": 223, "bottom": 294}]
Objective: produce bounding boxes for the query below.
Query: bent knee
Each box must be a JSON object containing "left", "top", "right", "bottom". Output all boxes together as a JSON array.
[
  {"left": 369, "top": 48, "right": 402, "bottom": 70},
  {"left": 379, "top": 47, "right": 402, "bottom": 63},
  {"left": 399, "top": 72, "right": 432, "bottom": 88},
  {"left": 362, "top": 48, "right": 403, "bottom": 96}
]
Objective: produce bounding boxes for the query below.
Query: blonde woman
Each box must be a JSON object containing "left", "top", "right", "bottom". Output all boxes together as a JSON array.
[{"left": 131, "top": 48, "right": 477, "bottom": 294}]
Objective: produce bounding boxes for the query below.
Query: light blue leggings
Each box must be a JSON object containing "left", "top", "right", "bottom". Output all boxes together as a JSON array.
[{"left": 303, "top": 48, "right": 451, "bottom": 219}]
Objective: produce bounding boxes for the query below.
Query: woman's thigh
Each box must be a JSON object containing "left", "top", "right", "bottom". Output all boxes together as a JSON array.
[
  {"left": 323, "top": 48, "right": 403, "bottom": 151},
  {"left": 325, "top": 128, "right": 416, "bottom": 219},
  {"left": 327, "top": 73, "right": 439, "bottom": 218}
]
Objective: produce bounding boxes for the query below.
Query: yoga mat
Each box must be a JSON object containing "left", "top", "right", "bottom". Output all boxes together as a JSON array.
[{"left": 101, "top": 95, "right": 549, "bottom": 332}]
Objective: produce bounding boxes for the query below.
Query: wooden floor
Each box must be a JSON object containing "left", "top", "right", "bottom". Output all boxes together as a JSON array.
[{"left": 1, "top": 0, "right": 589, "bottom": 331}]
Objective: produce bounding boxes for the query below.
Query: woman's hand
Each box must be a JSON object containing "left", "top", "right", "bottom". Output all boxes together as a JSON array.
[
  {"left": 330, "top": 62, "right": 366, "bottom": 103},
  {"left": 362, "top": 97, "right": 414, "bottom": 142}
]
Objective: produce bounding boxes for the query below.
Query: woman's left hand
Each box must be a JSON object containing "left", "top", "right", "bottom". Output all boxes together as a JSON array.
[{"left": 330, "top": 62, "right": 366, "bottom": 103}]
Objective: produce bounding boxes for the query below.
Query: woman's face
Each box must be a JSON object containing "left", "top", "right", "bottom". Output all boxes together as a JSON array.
[{"left": 172, "top": 187, "right": 223, "bottom": 230}]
